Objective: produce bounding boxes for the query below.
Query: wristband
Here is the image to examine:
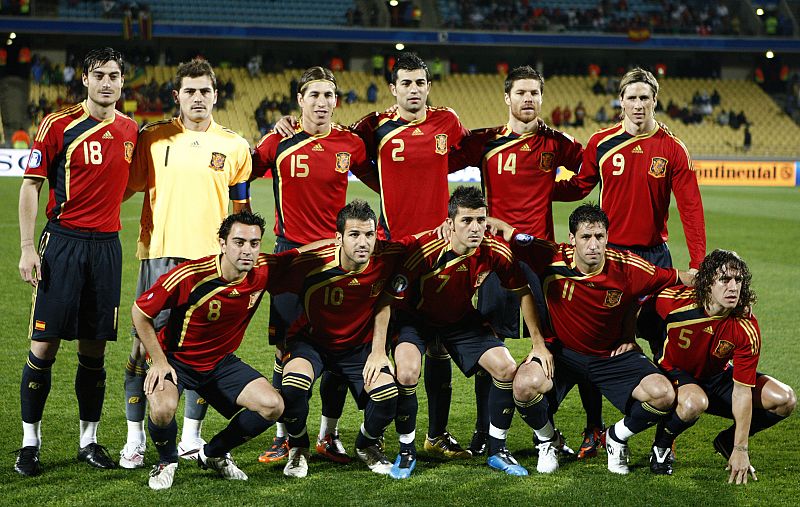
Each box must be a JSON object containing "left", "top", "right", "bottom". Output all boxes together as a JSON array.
[{"left": 733, "top": 445, "right": 748, "bottom": 453}]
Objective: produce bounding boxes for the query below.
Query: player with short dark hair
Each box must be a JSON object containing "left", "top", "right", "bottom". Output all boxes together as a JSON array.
[
  {"left": 647, "top": 249, "right": 795, "bottom": 480},
  {"left": 492, "top": 203, "right": 693, "bottom": 475},
  {"left": 449, "top": 64, "right": 604, "bottom": 459},
  {"left": 16, "top": 46, "right": 137, "bottom": 476},
  {"left": 554, "top": 66, "right": 706, "bottom": 357},
  {"left": 277, "top": 200, "right": 408, "bottom": 478},
  {"left": 122, "top": 57, "right": 253, "bottom": 468},
  {"left": 252, "top": 66, "right": 375, "bottom": 465},
  {"left": 376, "top": 186, "right": 548, "bottom": 478},
  {"left": 133, "top": 211, "right": 292, "bottom": 490}
]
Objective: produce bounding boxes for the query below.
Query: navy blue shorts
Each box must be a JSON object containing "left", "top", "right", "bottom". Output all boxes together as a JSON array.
[
  {"left": 550, "top": 344, "right": 663, "bottom": 414},
  {"left": 30, "top": 222, "right": 121, "bottom": 342},
  {"left": 663, "top": 367, "right": 765, "bottom": 419},
  {"left": 166, "top": 353, "right": 263, "bottom": 419},
  {"left": 284, "top": 338, "right": 390, "bottom": 410},
  {"left": 477, "top": 261, "right": 549, "bottom": 340},
  {"left": 395, "top": 310, "right": 505, "bottom": 377},
  {"left": 268, "top": 237, "right": 303, "bottom": 346},
  {"left": 609, "top": 242, "right": 673, "bottom": 359}
]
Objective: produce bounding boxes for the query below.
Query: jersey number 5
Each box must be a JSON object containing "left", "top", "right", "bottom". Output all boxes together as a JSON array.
[{"left": 83, "top": 141, "right": 103, "bottom": 165}]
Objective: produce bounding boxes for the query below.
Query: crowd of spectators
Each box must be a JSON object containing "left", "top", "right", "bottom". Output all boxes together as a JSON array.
[{"left": 438, "top": 1, "right": 759, "bottom": 36}]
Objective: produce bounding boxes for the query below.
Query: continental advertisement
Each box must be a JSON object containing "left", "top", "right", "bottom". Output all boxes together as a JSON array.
[{"left": 692, "top": 160, "right": 798, "bottom": 187}]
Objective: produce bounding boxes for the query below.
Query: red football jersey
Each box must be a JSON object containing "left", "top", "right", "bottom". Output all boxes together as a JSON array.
[
  {"left": 553, "top": 123, "right": 706, "bottom": 268},
  {"left": 386, "top": 231, "right": 527, "bottom": 326},
  {"left": 450, "top": 123, "right": 583, "bottom": 241},
  {"left": 511, "top": 235, "right": 679, "bottom": 356},
  {"left": 654, "top": 285, "right": 761, "bottom": 386},
  {"left": 279, "top": 240, "right": 408, "bottom": 351},
  {"left": 351, "top": 107, "right": 469, "bottom": 240},
  {"left": 135, "top": 251, "right": 296, "bottom": 371},
  {"left": 252, "top": 124, "right": 372, "bottom": 245},
  {"left": 24, "top": 101, "right": 138, "bottom": 232}
]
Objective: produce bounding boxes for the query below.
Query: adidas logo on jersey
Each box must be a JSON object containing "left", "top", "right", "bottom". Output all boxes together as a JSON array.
[
  {"left": 348, "top": 278, "right": 360, "bottom": 286},
  {"left": 456, "top": 264, "right": 468, "bottom": 272},
  {"left": 703, "top": 325, "right": 713, "bottom": 334},
  {"left": 412, "top": 127, "right": 424, "bottom": 136},
  {"left": 229, "top": 289, "right": 240, "bottom": 297},
  {"left": 312, "top": 144, "right": 324, "bottom": 151},
  {"left": 191, "top": 140, "right": 200, "bottom": 147},
  {"left": 102, "top": 131, "right": 114, "bottom": 139},
  {"left": 632, "top": 145, "right": 644, "bottom": 154},
  {"left": 520, "top": 144, "right": 531, "bottom": 151}
]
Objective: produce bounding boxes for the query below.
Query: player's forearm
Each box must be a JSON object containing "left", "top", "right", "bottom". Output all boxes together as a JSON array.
[
  {"left": 371, "top": 303, "right": 392, "bottom": 354},
  {"left": 233, "top": 199, "right": 251, "bottom": 213},
  {"left": 519, "top": 291, "right": 545, "bottom": 346},
  {"left": 131, "top": 305, "right": 167, "bottom": 365},
  {"left": 18, "top": 178, "right": 42, "bottom": 248},
  {"left": 731, "top": 382, "right": 753, "bottom": 450}
]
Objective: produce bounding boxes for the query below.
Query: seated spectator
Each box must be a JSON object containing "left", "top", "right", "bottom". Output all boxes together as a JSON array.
[
  {"left": 562, "top": 105, "right": 572, "bottom": 126},
  {"left": 551, "top": 106, "right": 562, "bottom": 127},
  {"left": 574, "top": 101, "right": 586, "bottom": 127},
  {"left": 346, "top": 89, "right": 357, "bottom": 104},
  {"left": 592, "top": 79, "right": 604, "bottom": 95},
  {"left": 716, "top": 109, "right": 729, "bottom": 127},
  {"left": 595, "top": 105, "right": 608, "bottom": 123},
  {"left": 367, "top": 82, "right": 378, "bottom": 103}
]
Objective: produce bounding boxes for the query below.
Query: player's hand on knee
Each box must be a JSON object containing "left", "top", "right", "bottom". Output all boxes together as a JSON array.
[
  {"left": 610, "top": 341, "right": 641, "bottom": 357},
  {"left": 526, "top": 344, "right": 553, "bottom": 379},
  {"left": 145, "top": 361, "right": 176, "bottom": 395},
  {"left": 274, "top": 115, "right": 298, "bottom": 137},
  {"left": 363, "top": 351, "right": 393, "bottom": 387},
  {"left": 19, "top": 248, "right": 41, "bottom": 287}
]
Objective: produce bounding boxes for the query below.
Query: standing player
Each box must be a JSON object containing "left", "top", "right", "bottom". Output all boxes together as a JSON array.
[
  {"left": 492, "top": 204, "right": 693, "bottom": 475},
  {"left": 278, "top": 200, "right": 405, "bottom": 478},
  {"left": 122, "top": 58, "right": 253, "bottom": 469},
  {"left": 376, "top": 186, "right": 549, "bottom": 478},
  {"left": 15, "top": 47, "right": 137, "bottom": 476},
  {"left": 648, "top": 250, "right": 795, "bottom": 480},
  {"left": 133, "top": 211, "right": 291, "bottom": 490},
  {"left": 252, "top": 67, "right": 374, "bottom": 465},
  {"left": 554, "top": 67, "right": 706, "bottom": 355},
  {"left": 275, "top": 52, "right": 472, "bottom": 459},
  {"left": 448, "top": 65, "right": 604, "bottom": 458}
]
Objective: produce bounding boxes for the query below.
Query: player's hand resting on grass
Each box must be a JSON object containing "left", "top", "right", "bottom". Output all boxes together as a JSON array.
[{"left": 727, "top": 448, "right": 757, "bottom": 485}]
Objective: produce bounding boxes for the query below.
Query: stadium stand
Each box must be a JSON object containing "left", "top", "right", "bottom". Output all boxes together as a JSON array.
[{"left": 26, "top": 65, "right": 800, "bottom": 157}]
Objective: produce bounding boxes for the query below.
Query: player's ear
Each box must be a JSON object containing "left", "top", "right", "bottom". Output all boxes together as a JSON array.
[
  {"left": 389, "top": 83, "right": 398, "bottom": 98},
  {"left": 82, "top": 72, "right": 89, "bottom": 88},
  {"left": 504, "top": 93, "right": 511, "bottom": 107},
  {"left": 212, "top": 88, "right": 218, "bottom": 105},
  {"left": 335, "top": 231, "right": 343, "bottom": 245},
  {"left": 218, "top": 237, "right": 226, "bottom": 251},
  {"left": 172, "top": 89, "right": 179, "bottom": 104},
  {"left": 568, "top": 233, "right": 576, "bottom": 246}
]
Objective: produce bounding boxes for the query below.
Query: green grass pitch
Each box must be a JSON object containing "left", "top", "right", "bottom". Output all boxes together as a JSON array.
[{"left": 0, "top": 178, "right": 797, "bottom": 506}]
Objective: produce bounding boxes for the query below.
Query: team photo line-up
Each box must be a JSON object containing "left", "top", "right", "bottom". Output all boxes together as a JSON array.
[{"left": 15, "top": 46, "right": 795, "bottom": 490}]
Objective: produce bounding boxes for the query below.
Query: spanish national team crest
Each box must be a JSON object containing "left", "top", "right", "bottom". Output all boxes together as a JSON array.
[
  {"left": 649, "top": 157, "right": 668, "bottom": 178},
  {"left": 539, "top": 152, "right": 555, "bottom": 172},
  {"left": 123, "top": 141, "right": 134, "bottom": 163},
  {"left": 475, "top": 271, "right": 490, "bottom": 288},
  {"left": 248, "top": 290, "right": 264, "bottom": 309},
  {"left": 209, "top": 152, "right": 227, "bottom": 171},
  {"left": 335, "top": 152, "right": 351, "bottom": 173},
  {"left": 434, "top": 134, "right": 448, "bottom": 155},
  {"left": 603, "top": 289, "right": 623, "bottom": 308},
  {"left": 370, "top": 279, "right": 386, "bottom": 297},
  {"left": 713, "top": 339, "right": 735, "bottom": 358}
]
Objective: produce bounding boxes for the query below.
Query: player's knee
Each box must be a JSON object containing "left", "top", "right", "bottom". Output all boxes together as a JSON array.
[
  {"left": 492, "top": 358, "right": 517, "bottom": 382},
  {"left": 255, "top": 388, "right": 284, "bottom": 420},
  {"left": 644, "top": 375, "right": 675, "bottom": 408},
  {"left": 678, "top": 391, "right": 708, "bottom": 420},
  {"left": 773, "top": 384, "right": 796, "bottom": 416},
  {"left": 395, "top": 358, "right": 421, "bottom": 386},
  {"left": 148, "top": 393, "right": 178, "bottom": 426},
  {"left": 512, "top": 362, "right": 551, "bottom": 400}
]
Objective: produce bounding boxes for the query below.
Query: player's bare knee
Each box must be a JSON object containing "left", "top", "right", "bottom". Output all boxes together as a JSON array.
[
  {"left": 678, "top": 392, "right": 708, "bottom": 420},
  {"left": 643, "top": 375, "right": 674, "bottom": 408},
  {"left": 148, "top": 393, "right": 178, "bottom": 426},
  {"left": 396, "top": 364, "right": 420, "bottom": 386},
  {"left": 77, "top": 339, "right": 106, "bottom": 358},
  {"left": 773, "top": 385, "right": 796, "bottom": 416},
  {"left": 492, "top": 359, "right": 517, "bottom": 383},
  {"left": 257, "top": 390, "right": 284, "bottom": 420},
  {"left": 30, "top": 340, "right": 60, "bottom": 361},
  {"left": 513, "top": 362, "right": 550, "bottom": 400}
]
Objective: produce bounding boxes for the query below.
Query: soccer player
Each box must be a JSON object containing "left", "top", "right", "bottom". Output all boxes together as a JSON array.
[
  {"left": 448, "top": 65, "right": 604, "bottom": 459},
  {"left": 492, "top": 204, "right": 693, "bottom": 474},
  {"left": 252, "top": 67, "right": 373, "bottom": 465},
  {"left": 275, "top": 52, "right": 472, "bottom": 459},
  {"left": 376, "top": 186, "right": 549, "bottom": 478},
  {"left": 122, "top": 58, "right": 253, "bottom": 468},
  {"left": 553, "top": 67, "right": 706, "bottom": 355},
  {"left": 278, "top": 200, "right": 405, "bottom": 478},
  {"left": 648, "top": 249, "right": 795, "bottom": 480},
  {"left": 16, "top": 47, "right": 137, "bottom": 476},
  {"left": 133, "top": 211, "right": 291, "bottom": 490}
]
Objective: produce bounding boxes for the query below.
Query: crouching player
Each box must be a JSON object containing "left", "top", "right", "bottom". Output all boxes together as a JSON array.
[
  {"left": 376, "top": 186, "right": 549, "bottom": 478},
  {"left": 279, "top": 200, "right": 407, "bottom": 478},
  {"left": 648, "top": 249, "right": 795, "bottom": 481},
  {"left": 132, "top": 211, "right": 294, "bottom": 490},
  {"left": 493, "top": 204, "right": 692, "bottom": 475}
]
